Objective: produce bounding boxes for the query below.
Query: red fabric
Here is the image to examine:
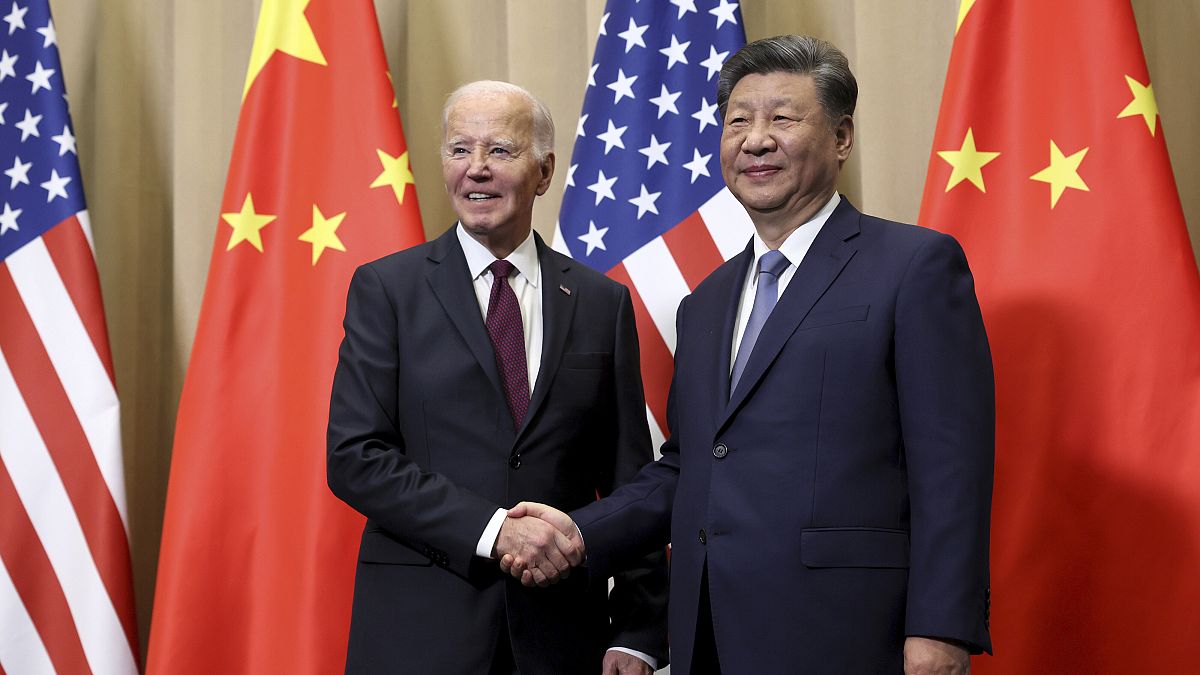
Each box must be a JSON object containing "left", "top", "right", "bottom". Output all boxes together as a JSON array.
[
  {"left": 146, "top": 1, "right": 424, "bottom": 672},
  {"left": 919, "top": 2, "right": 1200, "bottom": 671}
]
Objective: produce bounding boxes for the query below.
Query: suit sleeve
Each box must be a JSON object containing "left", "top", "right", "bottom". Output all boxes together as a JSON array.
[
  {"left": 600, "top": 285, "right": 670, "bottom": 664},
  {"left": 326, "top": 264, "right": 500, "bottom": 579},
  {"left": 573, "top": 294, "right": 683, "bottom": 580},
  {"left": 894, "top": 232, "right": 995, "bottom": 654}
]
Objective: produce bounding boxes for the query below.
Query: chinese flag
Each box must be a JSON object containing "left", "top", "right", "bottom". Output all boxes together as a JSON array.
[
  {"left": 920, "top": 1, "right": 1200, "bottom": 672},
  {"left": 146, "top": 0, "right": 423, "bottom": 672}
]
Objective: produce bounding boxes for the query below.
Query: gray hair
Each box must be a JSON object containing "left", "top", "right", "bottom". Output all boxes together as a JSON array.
[
  {"left": 717, "top": 35, "right": 858, "bottom": 125},
  {"left": 442, "top": 80, "right": 555, "bottom": 162}
]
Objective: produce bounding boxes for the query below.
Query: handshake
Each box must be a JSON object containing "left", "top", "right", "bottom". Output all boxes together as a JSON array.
[{"left": 493, "top": 502, "right": 584, "bottom": 588}]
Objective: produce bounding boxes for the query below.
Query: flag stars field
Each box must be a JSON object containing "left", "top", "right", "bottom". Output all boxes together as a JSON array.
[
  {"left": 370, "top": 148, "right": 415, "bottom": 205},
  {"left": 0, "top": 202, "right": 20, "bottom": 234},
  {"left": 297, "top": 204, "right": 346, "bottom": 265},
  {"left": 937, "top": 127, "right": 1000, "bottom": 193},
  {"left": 3, "top": 1, "right": 27, "bottom": 34},
  {"left": 243, "top": 0, "right": 326, "bottom": 98},
  {"left": 222, "top": 193, "right": 275, "bottom": 252},
  {"left": 578, "top": 221, "right": 609, "bottom": 255},
  {"left": 1029, "top": 140, "right": 1089, "bottom": 208},
  {"left": 1117, "top": 75, "right": 1158, "bottom": 135}
]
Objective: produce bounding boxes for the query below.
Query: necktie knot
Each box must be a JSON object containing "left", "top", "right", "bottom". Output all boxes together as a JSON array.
[
  {"left": 759, "top": 249, "right": 790, "bottom": 278},
  {"left": 489, "top": 259, "right": 516, "bottom": 281}
]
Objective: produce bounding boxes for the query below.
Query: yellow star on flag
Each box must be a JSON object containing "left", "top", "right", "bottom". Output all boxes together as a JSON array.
[
  {"left": 243, "top": 0, "right": 327, "bottom": 99},
  {"left": 223, "top": 193, "right": 276, "bottom": 252},
  {"left": 386, "top": 72, "right": 399, "bottom": 109},
  {"left": 1029, "top": 140, "right": 1089, "bottom": 209},
  {"left": 298, "top": 204, "right": 347, "bottom": 265},
  {"left": 937, "top": 127, "right": 1000, "bottom": 193},
  {"left": 1117, "top": 75, "right": 1158, "bottom": 136},
  {"left": 370, "top": 149, "right": 416, "bottom": 205},
  {"left": 956, "top": 0, "right": 977, "bottom": 34}
]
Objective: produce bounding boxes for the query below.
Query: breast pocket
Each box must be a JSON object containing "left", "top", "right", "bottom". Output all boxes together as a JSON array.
[
  {"left": 798, "top": 304, "right": 870, "bottom": 331},
  {"left": 561, "top": 352, "right": 613, "bottom": 370}
]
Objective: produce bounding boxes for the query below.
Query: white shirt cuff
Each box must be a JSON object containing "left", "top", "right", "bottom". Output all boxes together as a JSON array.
[
  {"left": 607, "top": 647, "right": 657, "bottom": 670},
  {"left": 475, "top": 508, "right": 508, "bottom": 558}
]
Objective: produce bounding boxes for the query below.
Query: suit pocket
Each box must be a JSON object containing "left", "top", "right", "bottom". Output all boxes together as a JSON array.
[
  {"left": 358, "top": 527, "right": 433, "bottom": 566},
  {"left": 800, "top": 527, "right": 909, "bottom": 569},
  {"left": 561, "top": 352, "right": 613, "bottom": 370},
  {"left": 798, "top": 304, "right": 870, "bottom": 331}
]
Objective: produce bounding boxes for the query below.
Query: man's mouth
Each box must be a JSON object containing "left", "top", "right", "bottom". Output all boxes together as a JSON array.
[
  {"left": 742, "top": 165, "right": 780, "bottom": 177},
  {"left": 467, "top": 192, "right": 499, "bottom": 201}
]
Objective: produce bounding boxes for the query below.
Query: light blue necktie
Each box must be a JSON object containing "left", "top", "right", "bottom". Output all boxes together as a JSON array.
[{"left": 730, "top": 249, "right": 791, "bottom": 394}]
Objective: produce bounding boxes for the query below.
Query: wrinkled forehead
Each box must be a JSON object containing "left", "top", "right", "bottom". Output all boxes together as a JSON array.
[{"left": 443, "top": 93, "right": 534, "bottom": 145}]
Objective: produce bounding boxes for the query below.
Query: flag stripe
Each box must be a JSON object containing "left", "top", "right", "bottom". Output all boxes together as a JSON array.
[
  {"left": 41, "top": 213, "right": 117, "bottom": 387},
  {"left": 608, "top": 263, "right": 673, "bottom": 431},
  {"left": 0, "top": 267, "right": 139, "bottom": 663},
  {"left": 698, "top": 187, "right": 755, "bottom": 260},
  {"left": 623, "top": 237, "right": 691, "bottom": 354},
  {"left": 0, "top": 451, "right": 90, "bottom": 675},
  {"left": 4, "top": 239, "right": 128, "bottom": 530},
  {"left": 0, "top": 377, "right": 136, "bottom": 675},
  {"left": 663, "top": 211, "right": 724, "bottom": 289}
]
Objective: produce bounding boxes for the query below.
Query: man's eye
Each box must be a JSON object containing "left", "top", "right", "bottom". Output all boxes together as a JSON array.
[{"left": 491, "top": 147, "right": 511, "bottom": 156}]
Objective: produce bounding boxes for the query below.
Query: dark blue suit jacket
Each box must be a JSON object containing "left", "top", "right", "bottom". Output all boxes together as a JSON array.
[
  {"left": 327, "top": 228, "right": 668, "bottom": 673},
  {"left": 574, "top": 199, "right": 994, "bottom": 674}
]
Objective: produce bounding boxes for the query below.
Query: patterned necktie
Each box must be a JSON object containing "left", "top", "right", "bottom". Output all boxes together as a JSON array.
[
  {"left": 730, "top": 249, "right": 791, "bottom": 394},
  {"left": 485, "top": 259, "right": 530, "bottom": 429}
]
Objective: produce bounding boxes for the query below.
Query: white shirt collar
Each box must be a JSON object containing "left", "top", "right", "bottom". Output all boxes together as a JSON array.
[
  {"left": 456, "top": 223, "right": 541, "bottom": 288},
  {"left": 750, "top": 191, "right": 841, "bottom": 267}
]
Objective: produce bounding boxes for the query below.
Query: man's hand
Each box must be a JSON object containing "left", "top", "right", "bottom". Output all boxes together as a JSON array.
[
  {"left": 493, "top": 509, "right": 581, "bottom": 587},
  {"left": 498, "top": 502, "right": 585, "bottom": 587},
  {"left": 602, "top": 649, "right": 653, "bottom": 675},
  {"left": 904, "top": 636, "right": 970, "bottom": 675}
]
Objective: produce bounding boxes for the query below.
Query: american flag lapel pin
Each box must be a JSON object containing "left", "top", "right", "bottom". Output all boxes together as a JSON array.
[{"left": 559, "top": 284, "right": 572, "bottom": 296}]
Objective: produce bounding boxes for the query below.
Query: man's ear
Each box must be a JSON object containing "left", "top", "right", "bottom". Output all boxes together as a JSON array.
[
  {"left": 834, "top": 115, "right": 854, "bottom": 163},
  {"left": 536, "top": 152, "right": 556, "bottom": 196}
]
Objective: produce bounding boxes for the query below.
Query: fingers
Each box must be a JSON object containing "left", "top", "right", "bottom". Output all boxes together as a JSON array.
[
  {"left": 515, "top": 501, "right": 577, "bottom": 537},
  {"left": 506, "top": 503, "right": 529, "bottom": 519},
  {"left": 494, "top": 515, "right": 579, "bottom": 586}
]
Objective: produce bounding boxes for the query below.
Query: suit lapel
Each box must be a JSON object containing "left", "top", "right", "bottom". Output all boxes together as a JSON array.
[
  {"left": 520, "top": 235, "right": 576, "bottom": 438},
  {"left": 426, "top": 228, "right": 505, "bottom": 399},
  {"left": 721, "top": 200, "right": 862, "bottom": 429},
  {"left": 706, "top": 245, "right": 754, "bottom": 417}
]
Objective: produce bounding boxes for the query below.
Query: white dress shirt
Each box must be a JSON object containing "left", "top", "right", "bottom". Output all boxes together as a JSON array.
[
  {"left": 457, "top": 224, "right": 544, "bottom": 559},
  {"left": 730, "top": 192, "right": 841, "bottom": 372}
]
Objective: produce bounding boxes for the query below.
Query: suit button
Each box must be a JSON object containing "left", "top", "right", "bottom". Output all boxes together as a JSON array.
[
  {"left": 698, "top": 529, "right": 707, "bottom": 544},
  {"left": 712, "top": 443, "right": 728, "bottom": 459},
  {"left": 508, "top": 455, "right": 521, "bottom": 469}
]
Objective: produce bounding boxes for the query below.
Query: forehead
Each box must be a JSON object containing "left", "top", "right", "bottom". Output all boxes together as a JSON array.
[
  {"left": 727, "top": 71, "right": 818, "bottom": 108},
  {"left": 444, "top": 92, "right": 534, "bottom": 141}
]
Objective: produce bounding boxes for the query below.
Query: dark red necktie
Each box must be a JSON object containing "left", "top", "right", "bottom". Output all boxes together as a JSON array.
[{"left": 485, "top": 259, "right": 530, "bottom": 429}]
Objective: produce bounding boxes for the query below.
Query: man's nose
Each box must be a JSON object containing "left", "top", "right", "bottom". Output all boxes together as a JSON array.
[
  {"left": 742, "top": 122, "right": 777, "bottom": 155},
  {"left": 466, "top": 149, "right": 490, "bottom": 179}
]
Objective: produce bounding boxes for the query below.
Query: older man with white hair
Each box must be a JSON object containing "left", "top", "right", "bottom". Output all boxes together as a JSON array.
[{"left": 327, "top": 80, "right": 668, "bottom": 674}]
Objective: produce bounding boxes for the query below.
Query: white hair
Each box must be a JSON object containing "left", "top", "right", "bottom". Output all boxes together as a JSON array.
[{"left": 442, "top": 80, "right": 555, "bottom": 162}]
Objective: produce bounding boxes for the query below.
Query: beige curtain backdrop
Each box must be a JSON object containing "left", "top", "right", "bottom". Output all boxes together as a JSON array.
[{"left": 50, "top": 0, "right": 1197, "bottom": 655}]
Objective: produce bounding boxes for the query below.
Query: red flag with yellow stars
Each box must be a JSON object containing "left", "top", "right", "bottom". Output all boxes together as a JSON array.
[
  {"left": 147, "top": 0, "right": 423, "bottom": 672},
  {"left": 920, "top": 1, "right": 1200, "bottom": 672}
]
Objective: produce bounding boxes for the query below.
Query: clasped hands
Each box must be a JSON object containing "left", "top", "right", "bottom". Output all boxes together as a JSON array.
[{"left": 493, "top": 502, "right": 582, "bottom": 587}]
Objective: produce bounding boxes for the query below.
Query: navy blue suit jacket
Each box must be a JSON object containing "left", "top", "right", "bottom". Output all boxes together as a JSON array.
[
  {"left": 574, "top": 199, "right": 994, "bottom": 674},
  {"left": 327, "top": 228, "right": 668, "bottom": 673}
]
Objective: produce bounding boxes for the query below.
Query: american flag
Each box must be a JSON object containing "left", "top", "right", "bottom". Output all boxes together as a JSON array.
[
  {"left": 0, "top": 1, "right": 139, "bottom": 673},
  {"left": 555, "top": 0, "right": 749, "bottom": 447}
]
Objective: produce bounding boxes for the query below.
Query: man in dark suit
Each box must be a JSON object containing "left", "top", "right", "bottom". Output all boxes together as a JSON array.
[
  {"left": 327, "top": 80, "right": 667, "bottom": 674},
  {"left": 506, "top": 36, "right": 994, "bottom": 674}
]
